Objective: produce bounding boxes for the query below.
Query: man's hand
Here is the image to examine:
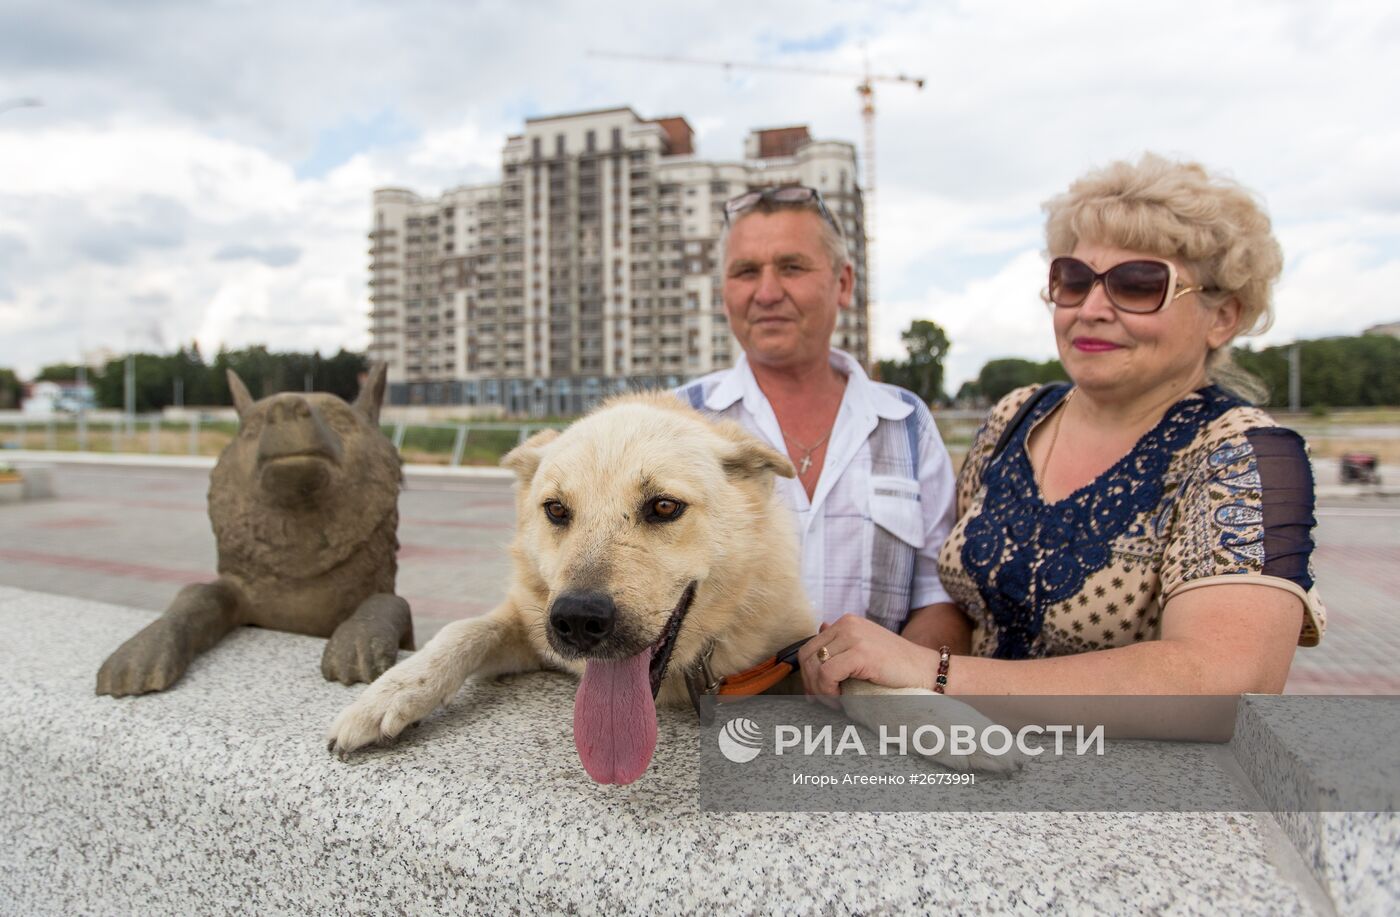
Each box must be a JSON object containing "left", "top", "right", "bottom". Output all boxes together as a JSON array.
[{"left": 798, "top": 614, "right": 940, "bottom": 699}]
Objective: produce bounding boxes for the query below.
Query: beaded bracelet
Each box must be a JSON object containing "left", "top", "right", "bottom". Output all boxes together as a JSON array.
[{"left": 933, "top": 645, "right": 951, "bottom": 695}]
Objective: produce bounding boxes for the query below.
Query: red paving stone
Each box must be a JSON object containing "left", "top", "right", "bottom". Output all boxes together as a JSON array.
[
  {"left": 1285, "top": 670, "right": 1400, "bottom": 692},
  {"left": 33, "top": 517, "right": 114, "bottom": 529},
  {"left": 397, "top": 542, "right": 508, "bottom": 562},
  {"left": 0, "top": 547, "right": 205, "bottom": 585},
  {"left": 82, "top": 496, "right": 209, "bottom": 513},
  {"left": 404, "top": 595, "right": 498, "bottom": 619},
  {"left": 401, "top": 517, "right": 514, "bottom": 530},
  {"left": 1313, "top": 544, "right": 1400, "bottom": 593}
]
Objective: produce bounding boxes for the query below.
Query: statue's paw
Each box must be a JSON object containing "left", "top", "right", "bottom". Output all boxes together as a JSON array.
[
  {"left": 321, "top": 622, "right": 399, "bottom": 686},
  {"left": 96, "top": 629, "right": 188, "bottom": 697},
  {"left": 325, "top": 674, "right": 436, "bottom": 759}
]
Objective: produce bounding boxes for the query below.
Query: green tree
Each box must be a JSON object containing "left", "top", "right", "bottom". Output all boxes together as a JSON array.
[
  {"left": 1232, "top": 345, "right": 1285, "bottom": 403},
  {"left": 320, "top": 349, "right": 370, "bottom": 401},
  {"left": 1231, "top": 335, "right": 1400, "bottom": 408},
  {"left": 973, "top": 357, "right": 1068, "bottom": 403},
  {"left": 212, "top": 345, "right": 279, "bottom": 402},
  {"left": 35, "top": 363, "right": 83, "bottom": 383},
  {"left": 92, "top": 353, "right": 172, "bottom": 411},
  {"left": 210, "top": 346, "right": 367, "bottom": 404},
  {"left": 29, "top": 346, "right": 372, "bottom": 412},
  {"left": 0, "top": 368, "right": 20, "bottom": 410},
  {"left": 876, "top": 319, "right": 950, "bottom": 404}
]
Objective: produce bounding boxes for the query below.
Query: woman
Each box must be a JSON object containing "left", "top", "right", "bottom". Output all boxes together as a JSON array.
[{"left": 801, "top": 154, "right": 1325, "bottom": 696}]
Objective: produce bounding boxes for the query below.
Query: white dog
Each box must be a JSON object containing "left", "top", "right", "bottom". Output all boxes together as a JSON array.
[{"left": 327, "top": 394, "right": 1020, "bottom": 783}]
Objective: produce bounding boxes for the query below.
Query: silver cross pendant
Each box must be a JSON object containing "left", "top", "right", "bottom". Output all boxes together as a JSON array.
[{"left": 799, "top": 455, "right": 812, "bottom": 475}]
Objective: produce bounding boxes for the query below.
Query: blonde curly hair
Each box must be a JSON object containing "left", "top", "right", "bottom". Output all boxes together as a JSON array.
[{"left": 1042, "top": 154, "right": 1284, "bottom": 402}]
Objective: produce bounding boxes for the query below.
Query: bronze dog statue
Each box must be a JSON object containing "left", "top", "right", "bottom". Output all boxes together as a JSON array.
[{"left": 97, "top": 363, "right": 413, "bottom": 696}]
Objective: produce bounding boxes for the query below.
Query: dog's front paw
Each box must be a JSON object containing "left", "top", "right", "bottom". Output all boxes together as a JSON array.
[
  {"left": 840, "top": 686, "right": 1030, "bottom": 775},
  {"left": 924, "top": 725, "right": 1029, "bottom": 776},
  {"left": 325, "top": 672, "right": 439, "bottom": 758}
]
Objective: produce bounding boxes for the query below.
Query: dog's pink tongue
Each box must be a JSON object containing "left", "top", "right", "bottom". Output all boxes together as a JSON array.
[{"left": 574, "top": 649, "right": 657, "bottom": 785}]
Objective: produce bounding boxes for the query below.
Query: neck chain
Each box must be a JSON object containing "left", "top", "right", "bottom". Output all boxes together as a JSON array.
[
  {"left": 785, "top": 427, "right": 834, "bottom": 476},
  {"left": 1027, "top": 386, "right": 1075, "bottom": 635},
  {"left": 1035, "top": 387, "right": 1076, "bottom": 490}
]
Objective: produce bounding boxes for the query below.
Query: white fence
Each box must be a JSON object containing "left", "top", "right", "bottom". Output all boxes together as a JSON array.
[{"left": 0, "top": 413, "right": 564, "bottom": 466}]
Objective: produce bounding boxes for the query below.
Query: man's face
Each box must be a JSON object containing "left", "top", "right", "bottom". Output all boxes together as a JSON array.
[{"left": 722, "top": 210, "right": 854, "bottom": 370}]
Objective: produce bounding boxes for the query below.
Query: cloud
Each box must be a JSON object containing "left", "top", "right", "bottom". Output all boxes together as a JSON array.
[
  {"left": 0, "top": 0, "right": 1396, "bottom": 387},
  {"left": 879, "top": 250, "right": 1057, "bottom": 390},
  {"left": 73, "top": 222, "right": 185, "bottom": 266},
  {"left": 771, "top": 26, "right": 850, "bottom": 55},
  {"left": 1267, "top": 235, "right": 1400, "bottom": 344},
  {"left": 213, "top": 244, "right": 302, "bottom": 268},
  {"left": 296, "top": 109, "right": 420, "bottom": 180},
  {"left": 0, "top": 232, "right": 27, "bottom": 276}
]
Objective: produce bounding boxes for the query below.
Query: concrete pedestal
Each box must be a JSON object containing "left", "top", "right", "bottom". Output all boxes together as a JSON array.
[{"left": 0, "top": 588, "right": 1391, "bottom": 915}]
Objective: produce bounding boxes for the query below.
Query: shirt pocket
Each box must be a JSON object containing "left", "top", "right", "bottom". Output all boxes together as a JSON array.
[{"left": 869, "top": 474, "right": 924, "bottom": 547}]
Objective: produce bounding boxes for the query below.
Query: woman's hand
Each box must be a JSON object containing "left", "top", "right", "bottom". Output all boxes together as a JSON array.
[{"left": 797, "top": 614, "right": 940, "bottom": 698}]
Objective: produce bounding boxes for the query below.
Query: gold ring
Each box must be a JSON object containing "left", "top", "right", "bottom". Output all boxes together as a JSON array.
[{"left": 817, "top": 646, "right": 831, "bottom": 663}]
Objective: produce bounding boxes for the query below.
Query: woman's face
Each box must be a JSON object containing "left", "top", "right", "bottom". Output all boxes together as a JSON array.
[{"left": 1052, "top": 240, "right": 1241, "bottom": 402}]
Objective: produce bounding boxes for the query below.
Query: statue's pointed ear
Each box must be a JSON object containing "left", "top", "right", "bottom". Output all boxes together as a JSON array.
[
  {"left": 226, "top": 370, "right": 254, "bottom": 421},
  {"left": 501, "top": 428, "right": 561, "bottom": 485},
  {"left": 354, "top": 362, "right": 388, "bottom": 424}
]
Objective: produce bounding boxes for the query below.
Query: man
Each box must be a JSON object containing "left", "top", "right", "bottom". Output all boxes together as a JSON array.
[{"left": 678, "top": 185, "right": 968, "bottom": 696}]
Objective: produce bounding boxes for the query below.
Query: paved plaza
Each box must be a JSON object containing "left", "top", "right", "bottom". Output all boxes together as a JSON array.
[{"left": 0, "top": 460, "right": 1395, "bottom": 694}]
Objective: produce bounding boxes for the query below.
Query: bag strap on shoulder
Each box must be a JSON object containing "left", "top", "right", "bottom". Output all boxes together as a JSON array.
[{"left": 991, "top": 382, "right": 1069, "bottom": 461}]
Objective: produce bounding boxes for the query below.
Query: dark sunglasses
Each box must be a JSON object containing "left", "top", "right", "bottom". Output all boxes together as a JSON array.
[
  {"left": 1048, "top": 256, "right": 1216, "bottom": 315},
  {"left": 723, "top": 185, "right": 841, "bottom": 232}
]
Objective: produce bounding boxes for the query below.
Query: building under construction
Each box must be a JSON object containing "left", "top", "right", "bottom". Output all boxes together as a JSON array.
[{"left": 368, "top": 107, "right": 866, "bottom": 413}]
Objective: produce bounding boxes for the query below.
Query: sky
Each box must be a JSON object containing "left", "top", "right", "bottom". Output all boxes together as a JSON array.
[{"left": 2, "top": 0, "right": 1398, "bottom": 389}]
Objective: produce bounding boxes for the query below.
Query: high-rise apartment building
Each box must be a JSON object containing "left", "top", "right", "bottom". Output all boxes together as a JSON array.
[{"left": 368, "top": 107, "right": 866, "bottom": 413}]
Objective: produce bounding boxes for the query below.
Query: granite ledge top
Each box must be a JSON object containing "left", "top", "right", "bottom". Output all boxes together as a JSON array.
[{"left": 0, "top": 587, "right": 1346, "bottom": 915}]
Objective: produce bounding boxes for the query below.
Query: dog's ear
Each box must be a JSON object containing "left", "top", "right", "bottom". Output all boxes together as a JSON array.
[
  {"left": 714, "top": 422, "right": 796, "bottom": 480},
  {"left": 501, "top": 428, "right": 562, "bottom": 484}
]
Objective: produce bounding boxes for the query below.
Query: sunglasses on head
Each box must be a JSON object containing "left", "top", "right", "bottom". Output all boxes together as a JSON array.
[
  {"left": 723, "top": 185, "right": 841, "bottom": 232},
  {"left": 1047, "top": 256, "right": 1217, "bottom": 315}
]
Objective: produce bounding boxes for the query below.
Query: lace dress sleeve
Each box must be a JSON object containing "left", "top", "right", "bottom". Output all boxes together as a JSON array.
[{"left": 1161, "top": 426, "right": 1327, "bottom": 646}]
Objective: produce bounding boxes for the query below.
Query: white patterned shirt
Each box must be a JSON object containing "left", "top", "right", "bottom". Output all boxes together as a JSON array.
[{"left": 684, "top": 350, "right": 957, "bottom": 625}]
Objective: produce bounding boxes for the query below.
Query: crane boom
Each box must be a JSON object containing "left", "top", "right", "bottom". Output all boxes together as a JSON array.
[
  {"left": 586, "top": 50, "right": 924, "bottom": 90},
  {"left": 589, "top": 48, "right": 925, "bottom": 369}
]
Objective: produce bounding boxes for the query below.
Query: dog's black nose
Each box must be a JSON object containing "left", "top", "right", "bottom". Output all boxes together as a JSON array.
[{"left": 549, "top": 591, "right": 617, "bottom": 653}]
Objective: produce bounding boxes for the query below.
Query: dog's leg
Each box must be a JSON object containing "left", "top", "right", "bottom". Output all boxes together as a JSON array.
[
  {"left": 96, "top": 580, "right": 244, "bottom": 697},
  {"left": 838, "top": 680, "right": 1028, "bottom": 775},
  {"left": 320, "top": 593, "right": 414, "bottom": 686},
  {"left": 326, "top": 601, "right": 540, "bottom": 756}
]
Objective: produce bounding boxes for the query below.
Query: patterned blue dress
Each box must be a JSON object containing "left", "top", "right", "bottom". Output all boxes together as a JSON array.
[{"left": 937, "top": 385, "right": 1326, "bottom": 660}]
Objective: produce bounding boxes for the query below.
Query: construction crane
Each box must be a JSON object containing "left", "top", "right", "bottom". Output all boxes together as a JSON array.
[{"left": 588, "top": 50, "right": 925, "bottom": 362}]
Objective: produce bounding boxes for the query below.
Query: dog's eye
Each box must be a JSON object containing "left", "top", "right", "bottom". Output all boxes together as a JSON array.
[
  {"left": 543, "top": 500, "right": 571, "bottom": 525},
  {"left": 645, "top": 497, "right": 685, "bottom": 523}
]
